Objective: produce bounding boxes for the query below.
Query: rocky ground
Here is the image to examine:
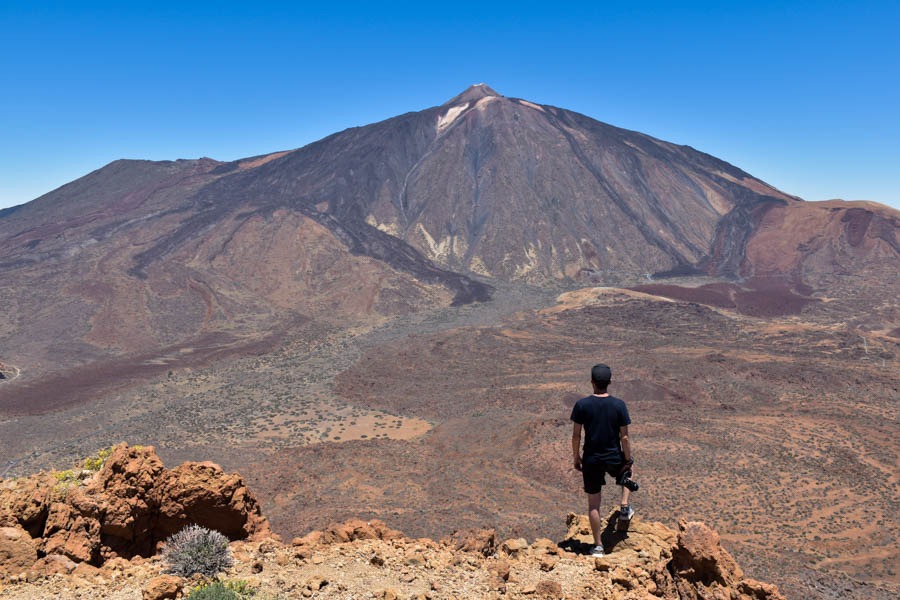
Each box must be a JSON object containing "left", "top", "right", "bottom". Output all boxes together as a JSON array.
[
  {"left": 0, "top": 444, "right": 784, "bottom": 599},
  {"left": 2, "top": 285, "right": 897, "bottom": 599}
]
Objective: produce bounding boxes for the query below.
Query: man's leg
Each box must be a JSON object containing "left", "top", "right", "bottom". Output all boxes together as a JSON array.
[
  {"left": 587, "top": 491, "right": 603, "bottom": 545},
  {"left": 617, "top": 481, "right": 634, "bottom": 522}
]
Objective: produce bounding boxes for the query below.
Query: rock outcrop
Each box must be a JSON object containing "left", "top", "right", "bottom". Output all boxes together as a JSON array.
[
  {"left": 0, "top": 448, "right": 785, "bottom": 599},
  {"left": 562, "top": 512, "right": 784, "bottom": 600},
  {"left": 0, "top": 444, "right": 270, "bottom": 573}
]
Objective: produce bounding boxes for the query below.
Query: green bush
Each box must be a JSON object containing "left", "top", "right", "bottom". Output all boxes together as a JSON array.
[
  {"left": 186, "top": 580, "right": 258, "bottom": 600},
  {"left": 162, "top": 524, "right": 233, "bottom": 578},
  {"left": 82, "top": 446, "right": 114, "bottom": 471},
  {"left": 186, "top": 581, "right": 239, "bottom": 600}
]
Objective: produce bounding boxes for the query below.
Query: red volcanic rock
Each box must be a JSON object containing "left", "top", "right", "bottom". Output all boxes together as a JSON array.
[
  {"left": 0, "top": 444, "right": 271, "bottom": 569},
  {"left": 0, "top": 473, "right": 55, "bottom": 537},
  {"left": 142, "top": 574, "right": 182, "bottom": 600},
  {"left": 534, "top": 579, "right": 563, "bottom": 597},
  {"left": 0, "top": 507, "right": 789, "bottom": 599},
  {"left": 154, "top": 460, "right": 271, "bottom": 543},
  {"left": 0, "top": 526, "right": 38, "bottom": 575},
  {"left": 672, "top": 520, "right": 742, "bottom": 587},
  {"left": 42, "top": 500, "right": 102, "bottom": 563},
  {"left": 318, "top": 518, "right": 402, "bottom": 545},
  {"left": 563, "top": 512, "right": 784, "bottom": 600},
  {"left": 28, "top": 553, "right": 78, "bottom": 577},
  {"left": 443, "top": 527, "right": 497, "bottom": 556}
]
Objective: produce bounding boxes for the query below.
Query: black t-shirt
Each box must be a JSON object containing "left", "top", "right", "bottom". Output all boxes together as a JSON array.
[{"left": 570, "top": 394, "right": 631, "bottom": 464}]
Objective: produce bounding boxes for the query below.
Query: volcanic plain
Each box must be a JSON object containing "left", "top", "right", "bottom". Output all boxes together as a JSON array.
[{"left": 1, "top": 279, "right": 897, "bottom": 600}]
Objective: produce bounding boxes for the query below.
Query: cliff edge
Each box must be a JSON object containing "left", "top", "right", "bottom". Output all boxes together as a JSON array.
[{"left": 0, "top": 445, "right": 783, "bottom": 599}]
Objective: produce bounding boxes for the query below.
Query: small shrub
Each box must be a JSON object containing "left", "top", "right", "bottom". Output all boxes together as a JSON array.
[
  {"left": 186, "top": 581, "right": 238, "bottom": 600},
  {"left": 225, "top": 580, "right": 256, "bottom": 597},
  {"left": 186, "top": 580, "right": 258, "bottom": 600},
  {"left": 162, "top": 524, "right": 233, "bottom": 578},
  {"left": 53, "top": 469, "right": 79, "bottom": 484},
  {"left": 82, "top": 446, "right": 114, "bottom": 471},
  {"left": 50, "top": 469, "right": 82, "bottom": 499}
]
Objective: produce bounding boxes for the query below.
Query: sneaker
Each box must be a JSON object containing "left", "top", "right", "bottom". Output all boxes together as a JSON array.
[
  {"left": 618, "top": 505, "right": 635, "bottom": 521},
  {"left": 590, "top": 545, "right": 605, "bottom": 557}
]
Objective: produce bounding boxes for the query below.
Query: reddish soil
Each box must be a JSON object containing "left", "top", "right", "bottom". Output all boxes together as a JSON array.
[
  {"left": 0, "top": 330, "right": 287, "bottom": 417},
  {"left": 235, "top": 293, "right": 897, "bottom": 600},
  {"left": 1, "top": 287, "right": 896, "bottom": 599},
  {"left": 630, "top": 278, "right": 818, "bottom": 317}
]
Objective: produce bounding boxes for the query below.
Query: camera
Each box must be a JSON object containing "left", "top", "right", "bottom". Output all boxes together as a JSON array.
[{"left": 617, "top": 469, "right": 640, "bottom": 492}]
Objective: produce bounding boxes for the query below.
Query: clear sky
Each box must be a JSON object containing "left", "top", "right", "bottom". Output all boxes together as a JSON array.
[{"left": 2, "top": 1, "right": 898, "bottom": 211}]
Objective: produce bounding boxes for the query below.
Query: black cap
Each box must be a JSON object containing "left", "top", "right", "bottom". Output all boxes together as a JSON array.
[{"left": 591, "top": 364, "right": 612, "bottom": 383}]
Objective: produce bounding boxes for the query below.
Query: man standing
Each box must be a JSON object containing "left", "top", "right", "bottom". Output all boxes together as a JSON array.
[{"left": 570, "top": 363, "right": 634, "bottom": 557}]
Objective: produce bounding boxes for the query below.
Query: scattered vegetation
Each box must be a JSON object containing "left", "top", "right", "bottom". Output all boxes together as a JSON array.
[
  {"left": 186, "top": 580, "right": 259, "bottom": 600},
  {"left": 82, "top": 446, "right": 114, "bottom": 471},
  {"left": 162, "top": 524, "right": 233, "bottom": 578},
  {"left": 48, "top": 446, "right": 116, "bottom": 499},
  {"left": 52, "top": 469, "right": 80, "bottom": 484},
  {"left": 185, "top": 579, "right": 284, "bottom": 600}
]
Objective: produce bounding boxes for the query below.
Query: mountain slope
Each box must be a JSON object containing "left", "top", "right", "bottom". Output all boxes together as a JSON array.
[{"left": 0, "top": 84, "right": 896, "bottom": 392}]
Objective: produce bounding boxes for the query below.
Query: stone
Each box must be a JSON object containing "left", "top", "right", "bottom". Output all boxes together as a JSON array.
[
  {"left": 535, "top": 580, "right": 563, "bottom": 598},
  {"left": 610, "top": 566, "right": 634, "bottom": 589},
  {"left": 531, "top": 538, "right": 559, "bottom": 556},
  {"left": 443, "top": 528, "right": 496, "bottom": 556},
  {"left": 672, "top": 520, "right": 742, "bottom": 587},
  {"left": 305, "top": 576, "right": 328, "bottom": 591},
  {"left": 0, "top": 526, "right": 38, "bottom": 575},
  {"left": 29, "top": 553, "right": 77, "bottom": 577},
  {"left": 41, "top": 501, "right": 101, "bottom": 563},
  {"left": 539, "top": 556, "right": 556, "bottom": 571},
  {"left": 500, "top": 538, "right": 529, "bottom": 557},
  {"left": 153, "top": 458, "right": 271, "bottom": 543},
  {"left": 292, "top": 530, "right": 322, "bottom": 547},
  {"left": 319, "top": 519, "right": 401, "bottom": 544},
  {"left": 490, "top": 559, "right": 511, "bottom": 581},
  {"left": 405, "top": 548, "right": 426, "bottom": 566},
  {"left": 142, "top": 574, "right": 182, "bottom": 600},
  {"left": 738, "top": 579, "right": 787, "bottom": 600}
]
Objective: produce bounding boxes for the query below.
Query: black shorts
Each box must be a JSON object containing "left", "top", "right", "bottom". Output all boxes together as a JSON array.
[{"left": 582, "top": 461, "right": 625, "bottom": 494}]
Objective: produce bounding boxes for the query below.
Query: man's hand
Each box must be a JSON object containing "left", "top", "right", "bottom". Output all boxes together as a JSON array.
[{"left": 573, "top": 456, "right": 582, "bottom": 471}]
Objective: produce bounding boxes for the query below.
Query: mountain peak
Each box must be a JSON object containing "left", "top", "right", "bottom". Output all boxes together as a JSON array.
[{"left": 443, "top": 83, "right": 502, "bottom": 106}]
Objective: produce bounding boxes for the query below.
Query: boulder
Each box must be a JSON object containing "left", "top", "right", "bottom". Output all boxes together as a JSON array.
[
  {"left": 671, "top": 520, "right": 742, "bottom": 586},
  {"left": 153, "top": 459, "right": 270, "bottom": 543},
  {"left": 28, "top": 554, "right": 77, "bottom": 577},
  {"left": 42, "top": 500, "right": 101, "bottom": 563},
  {"left": 0, "top": 444, "right": 272, "bottom": 568},
  {"left": 562, "top": 511, "right": 784, "bottom": 600},
  {"left": 499, "top": 537, "right": 529, "bottom": 557},
  {"left": 87, "top": 444, "right": 164, "bottom": 557},
  {"left": 142, "top": 574, "right": 182, "bottom": 600},
  {"left": 0, "top": 473, "right": 55, "bottom": 536},
  {"left": 0, "top": 526, "right": 38, "bottom": 575}
]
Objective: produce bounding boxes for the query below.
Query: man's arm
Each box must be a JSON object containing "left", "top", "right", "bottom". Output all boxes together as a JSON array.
[
  {"left": 619, "top": 425, "right": 633, "bottom": 469},
  {"left": 572, "top": 422, "right": 583, "bottom": 471}
]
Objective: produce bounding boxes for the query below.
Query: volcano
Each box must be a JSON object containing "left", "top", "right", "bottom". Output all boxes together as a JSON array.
[{"left": 0, "top": 84, "right": 896, "bottom": 392}]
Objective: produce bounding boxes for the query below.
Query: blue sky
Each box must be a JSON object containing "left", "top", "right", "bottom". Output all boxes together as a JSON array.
[{"left": 2, "top": 1, "right": 898, "bottom": 210}]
